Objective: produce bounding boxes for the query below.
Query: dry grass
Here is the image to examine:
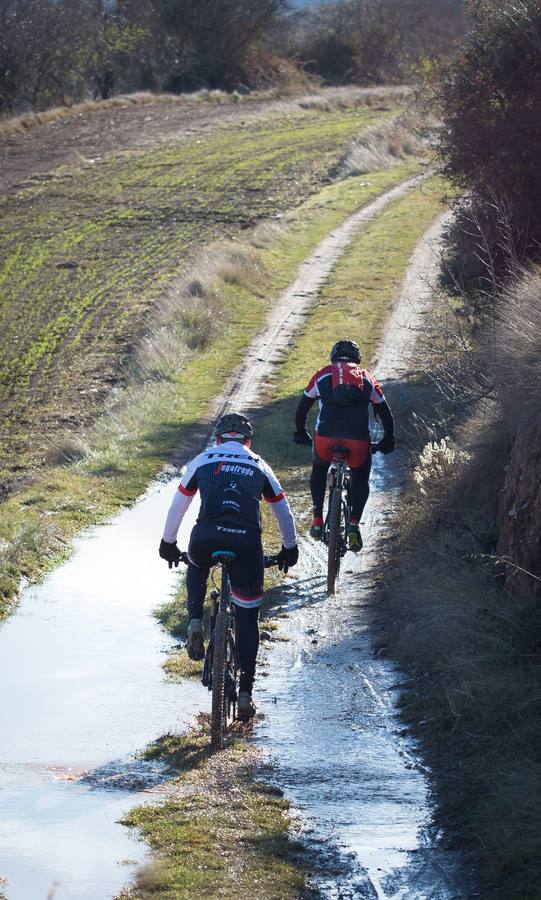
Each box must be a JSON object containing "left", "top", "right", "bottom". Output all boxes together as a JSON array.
[
  {"left": 376, "top": 266, "right": 541, "bottom": 897},
  {"left": 338, "top": 111, "right": 434, "bottom": 177},
  {"left": 492, "top": 267, "right": 541, "bottom": 419},
  {"left": 0, "top": 89, "right": 244, "bottom": 138},
  {"left": 136, "top": 241, "right": 264, "bottom": 379},
  {"left": 296, "top": 85, "right": 412, "bottom": 113},
  {"left": 0, "top": 84, "right": 409, "bottom": 141}
]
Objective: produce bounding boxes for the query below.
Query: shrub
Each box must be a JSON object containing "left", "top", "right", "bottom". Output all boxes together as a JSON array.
[{"left": 436, "top": 1, "right": 541, "bottom": 292}]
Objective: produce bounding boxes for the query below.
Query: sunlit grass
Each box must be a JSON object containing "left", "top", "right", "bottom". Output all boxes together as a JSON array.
[{"left": 121, "top": 718, "right": 307, "bottom": 899}]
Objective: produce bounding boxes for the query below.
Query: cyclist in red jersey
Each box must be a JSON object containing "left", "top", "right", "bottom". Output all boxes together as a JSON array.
[{"left": 292, "top": 339, "right": 395, "bottom": 551}]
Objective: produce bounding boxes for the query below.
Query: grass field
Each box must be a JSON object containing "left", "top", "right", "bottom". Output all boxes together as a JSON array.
[{"left": 0, "top": 103, "right": 396, "bottom": 495}]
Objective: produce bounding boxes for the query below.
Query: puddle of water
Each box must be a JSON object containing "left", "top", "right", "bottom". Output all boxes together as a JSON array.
[
  {"left": 0, "top": 477, "right": 203, "bottom": 899},
  {"left": 256, "top": 456, "right": 472, "bottom": 899},
  {"left": 0, "top": 766, "right": 148, "bottom": 900}
]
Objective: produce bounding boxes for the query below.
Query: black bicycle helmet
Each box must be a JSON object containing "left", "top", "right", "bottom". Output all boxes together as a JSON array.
[
  {"left": 330, "top": 339, "right": 361, "bottom": 363},
  {"left": 214, "top": 412, "right": 253, "bottom": 440}
]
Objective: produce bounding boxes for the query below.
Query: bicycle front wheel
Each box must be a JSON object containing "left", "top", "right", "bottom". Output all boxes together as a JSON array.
[{"left": 327, "top": 486, "right": 342, "bottom": 594}]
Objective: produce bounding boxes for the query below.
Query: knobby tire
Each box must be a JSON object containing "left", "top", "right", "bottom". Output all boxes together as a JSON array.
[
  {"left": 210, "top": 569, "right": 230, "bottom": 750},
  {"left": 327, "top": 486, "right": 342, "bottom": 594}
]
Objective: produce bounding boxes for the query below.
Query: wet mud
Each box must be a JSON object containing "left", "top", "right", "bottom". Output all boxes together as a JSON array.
[{"left": 256, "top": 461, "right": 473, "bottom": 899}]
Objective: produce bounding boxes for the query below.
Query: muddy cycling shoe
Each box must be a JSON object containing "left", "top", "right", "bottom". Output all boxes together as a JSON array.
[
  {"left": 238, "top": 691, "right": 256, "bottom": 721},
  {"left": 310, "top": 518, "right": 324, "bottom": 541},
  {"left": 186, "top": 618, "right": 205, "bottom": 661},
  {"left": 347, "top": 524, "right": 363, "bottom": 553}
]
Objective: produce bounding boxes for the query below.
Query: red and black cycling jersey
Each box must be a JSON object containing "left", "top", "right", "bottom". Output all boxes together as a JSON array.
[{"left": 302, "top": 364, "right": 385, "bottom": 439}]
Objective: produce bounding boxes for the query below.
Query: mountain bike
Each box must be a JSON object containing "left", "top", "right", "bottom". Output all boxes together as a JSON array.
[
  {"left": 181, "top": 550, "right": 277, "bottom": 750},
  {"left": 324, "top": 443, "right": 379, "bottom": 594}
]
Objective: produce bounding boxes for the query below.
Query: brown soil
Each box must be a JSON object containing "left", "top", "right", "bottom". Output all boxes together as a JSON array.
[{"left": 0, "top": 86, "right": 403, "bottom": 195}]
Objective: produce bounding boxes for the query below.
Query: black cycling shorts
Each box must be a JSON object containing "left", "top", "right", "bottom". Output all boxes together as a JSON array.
[{"left": 188, "top": 522, "right": 264, "bottom": 609}]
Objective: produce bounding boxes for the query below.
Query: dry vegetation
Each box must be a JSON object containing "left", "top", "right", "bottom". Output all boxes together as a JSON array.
[
  {"left": 0, "top": 89, "right": 247, "bottom": 139},
  {"left": 376, "top": 267, "right": 541, "bottom": 897},
  {"left": 338, "top": 110, "right": 434, "bottom": 177}
]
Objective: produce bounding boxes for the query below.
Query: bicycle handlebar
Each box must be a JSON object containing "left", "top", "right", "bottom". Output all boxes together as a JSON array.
[
  {"left": 177, "top": 551, "right": 279, "bottom": 568},
  {"left": 264, "top": 554, "right": 279, "bottom": 568}
]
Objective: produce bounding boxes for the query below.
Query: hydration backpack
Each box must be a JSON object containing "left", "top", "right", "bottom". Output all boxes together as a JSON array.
[{"left": 331, "top": 361, "right": 366, "bottom": 406}]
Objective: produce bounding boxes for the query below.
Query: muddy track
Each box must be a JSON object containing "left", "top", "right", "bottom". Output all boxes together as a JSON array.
[{"left": 0, "top": 178, "right": 465, "bottom": 900}]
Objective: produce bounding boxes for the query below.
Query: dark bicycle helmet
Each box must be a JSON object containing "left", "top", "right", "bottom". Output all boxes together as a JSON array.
[
  {"left": 214, "top": 411, "right": 253, "bottom": 440},
  {"left": 330, "top": 339, "right": 361, "bottom": 363}
]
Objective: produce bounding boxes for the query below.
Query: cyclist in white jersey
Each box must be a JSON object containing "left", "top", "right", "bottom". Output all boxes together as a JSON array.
[{"left": 159, "top": 412, "right": 298, "bottom": 720}]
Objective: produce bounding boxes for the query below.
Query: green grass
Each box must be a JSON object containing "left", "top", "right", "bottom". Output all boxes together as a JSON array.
[
  {"left": 1, "top": 103, "right": 397, "bottom": 491},
  {"left": 120, "top": 719, "right": 309, "bottom": 899},
  {"left": 0, "top": 156, "right": 421, "bottom": 617}
]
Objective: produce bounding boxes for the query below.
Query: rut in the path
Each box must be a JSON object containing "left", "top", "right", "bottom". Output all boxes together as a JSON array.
[{"left": 210, "top": 173, "right": 427, "bottom": 422}]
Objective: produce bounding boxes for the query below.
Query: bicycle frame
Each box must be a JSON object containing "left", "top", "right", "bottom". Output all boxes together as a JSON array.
[
  {"left": 323, "top": 448, "right": 351, "bottom": 593},
  {"left": 188, "top": 550, "right": 278, "bottom": 751},
  {"left": 199, "top": 552, "right": 239, "bottom": 750},
  {"left": 323, "top": 452, "right": 351, "bottom": 550}
]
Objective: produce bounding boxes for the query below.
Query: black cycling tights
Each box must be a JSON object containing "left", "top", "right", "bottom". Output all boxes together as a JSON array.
[
  {"left": 235, "top": 605, "right": 260, "bottom": 694},
  {"left": 310, "top": 453, "right": 371, "bottom": 522},
  {"left": 186, "top": 562, "right": 260, "bottom": 693}
]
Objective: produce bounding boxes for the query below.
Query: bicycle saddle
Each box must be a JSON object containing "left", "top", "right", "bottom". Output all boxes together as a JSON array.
[
  {"left": 331, "top": 444, "right": 350, "bottom": 455},
  {"left": 211, "top": 550, "right": 237, "bottom": 562}
]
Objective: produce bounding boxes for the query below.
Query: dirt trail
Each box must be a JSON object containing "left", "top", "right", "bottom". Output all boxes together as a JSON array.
[
  {"left": 210, "top": 172, "right": 427, "bottom": 421},
  {"left": 0, "top": 174, "right": 467, "bottom": 899},
  {"left": 0, "top": 86, "right": 403, "bottom": 194}
]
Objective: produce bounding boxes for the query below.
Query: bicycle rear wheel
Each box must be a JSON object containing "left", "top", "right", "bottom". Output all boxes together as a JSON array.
[
  {"left": 327, "top": 486, "right": 342, "bottom": 594},
  {"left": 210, "top": 605, "right": 227, "bottom": 750},
  {"left": 210, "top": 567, "right": 233, "bottom": 750}
]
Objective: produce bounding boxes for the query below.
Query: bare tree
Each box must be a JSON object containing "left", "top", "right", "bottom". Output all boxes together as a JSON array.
[
  {"left": 291, "top": 0, "right": 464, "bottom": 84},
  {"left": 152, "top": 0, "right": 289, "bottom": 90}
]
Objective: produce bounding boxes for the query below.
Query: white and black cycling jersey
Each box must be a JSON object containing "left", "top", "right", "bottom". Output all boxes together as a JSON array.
[{"left": 162, "top": 441, "right": 297, "bottom": 548}]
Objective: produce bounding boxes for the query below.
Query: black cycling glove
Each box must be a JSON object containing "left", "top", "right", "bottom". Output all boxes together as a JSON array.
[
  {"left": 292, "top": 429, "right": 312, "bottom": 446},
  {"left": 376, "top": 434, "right": 396, "bottom": 455},
  {"left": 159, "top": 538, "right": 182, "bottom": 569},
  {"left": 277, "top": 544, "right": 299, "bottom": 574}
]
